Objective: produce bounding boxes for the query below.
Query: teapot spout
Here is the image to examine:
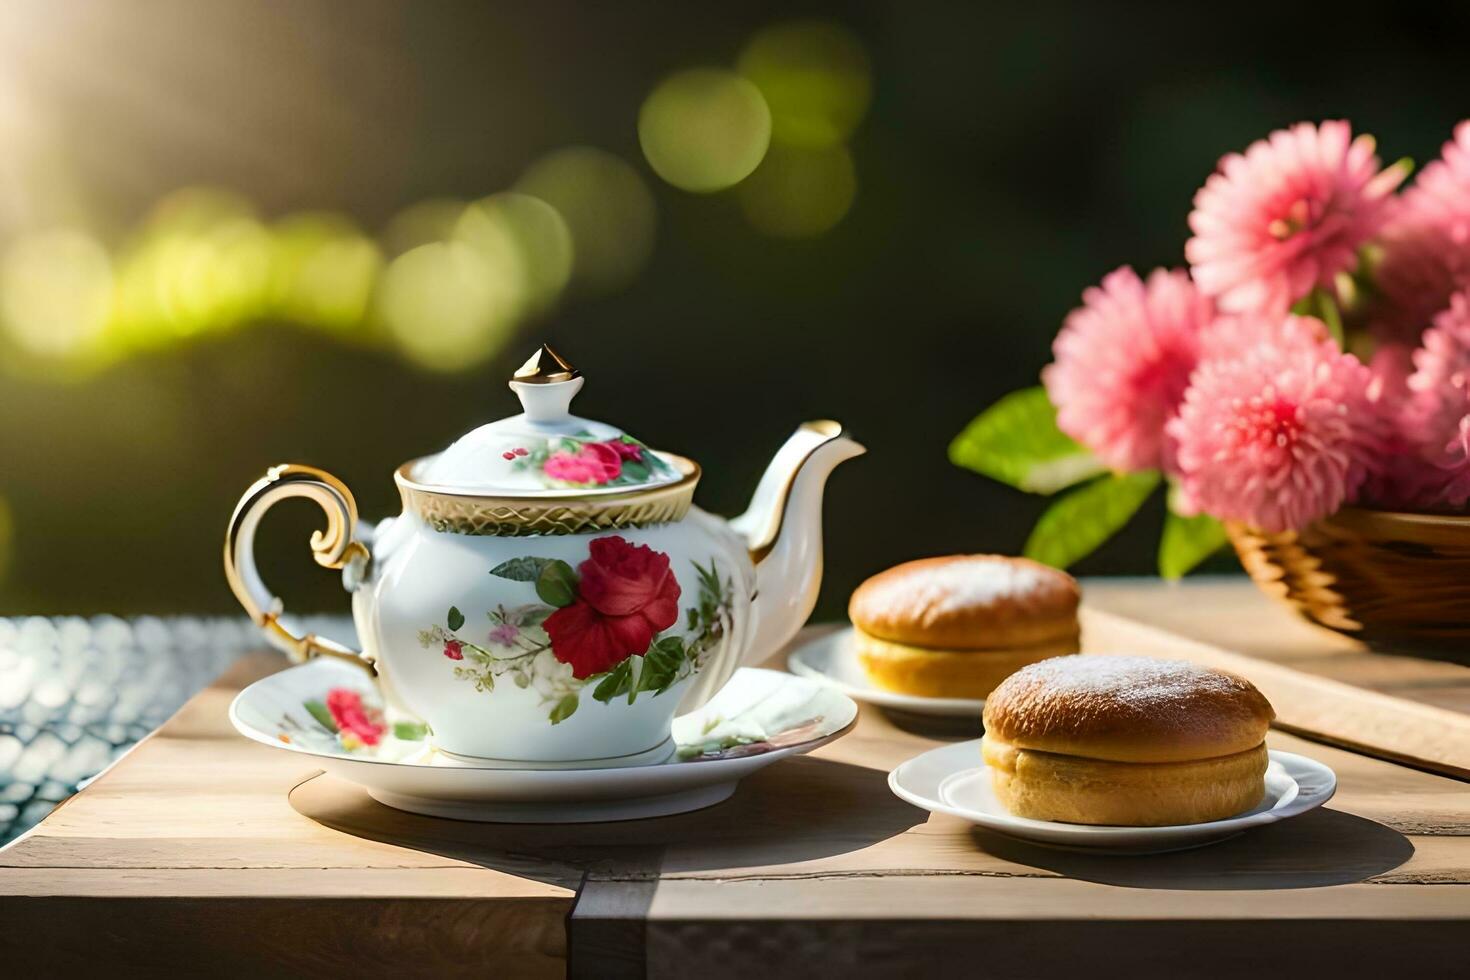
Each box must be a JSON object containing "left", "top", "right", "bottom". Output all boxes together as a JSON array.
[{"left": 731, "top": 421, "right": 865, "bottom": 661}]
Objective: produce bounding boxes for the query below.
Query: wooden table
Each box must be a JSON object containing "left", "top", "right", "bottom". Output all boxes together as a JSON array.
[{"left": 2, "top": 580, "right": 1467, "bottom": 978}]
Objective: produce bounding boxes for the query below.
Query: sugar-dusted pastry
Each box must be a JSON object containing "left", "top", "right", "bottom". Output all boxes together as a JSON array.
[
  {"left": 848, "top": 555, "right": 1079, "bottom": 699},
  {"left": 981, "top": 654, "right": 1276, "bottom": 826}
]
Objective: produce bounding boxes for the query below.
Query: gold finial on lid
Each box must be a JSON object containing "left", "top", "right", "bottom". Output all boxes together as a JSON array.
[{"left": 512, "top": 344, "right": 580, "bottom": 384}]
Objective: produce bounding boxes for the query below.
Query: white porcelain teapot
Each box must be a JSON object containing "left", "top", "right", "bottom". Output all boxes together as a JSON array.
[{"left": 224, "top": 345, "right": 864, "bottom": 765}]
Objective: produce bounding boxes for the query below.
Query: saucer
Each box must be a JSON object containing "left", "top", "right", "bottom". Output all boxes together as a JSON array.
[
  {"left": 787, "top": 627, "right": 985, "bottom": 718},
  {"left": 231, "top": 659, "right": 857, "bottom": 822},
  {"left": 889, "top": 740, "right": 1336, "bottom": 854}
]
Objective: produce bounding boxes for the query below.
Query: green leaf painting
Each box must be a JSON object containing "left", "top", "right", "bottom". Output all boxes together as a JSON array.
[
  {"left": 591, "top": 660, "right": 634, "bottom": 703},
  {"left": 949, "top": 387, "right": 1103, "bottom": 494},
  {"left": 534, "top": 559, "right": 578, "bottom": 607},
  {"left": 446, "top": 606, "right": 465, "bottom": 631},
  {"left": 1024, "top": 470, "right": 1161, "bottom": 569},
  {"left": 1158, "top": 510, "right": 1229, "bottom": 579},
  {"left": 303, "top": 700, "right": 337, "bottom": 733},
  {"left": 391, "top": 720, "right": 429, "bottom": 741},
  {"left": 638, "top": 636, "right": 685, "bottom": 696},
  {"left": 549, "top": 694, "right": 579, "bottom": 725},
  {"left": 488, "top": 556, "right": 556, "bottom": 582}
]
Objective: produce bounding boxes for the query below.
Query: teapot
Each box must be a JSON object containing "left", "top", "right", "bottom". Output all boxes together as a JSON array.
[{"left": 224, "top": 345, "right": 864, "bottom": 765}]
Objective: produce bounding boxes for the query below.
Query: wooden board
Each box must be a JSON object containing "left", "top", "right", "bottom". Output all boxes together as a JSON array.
[
  {"left": 1082, "top": 606, "right": 1470, "bottom": 779},
  {"left": 2, "top": 582, "right": 1468, "bottom": 977},
  {"left": 0, "top": 653, "right": 573, "bottom": 979},
  {"left": 1086, "top": 576, "right": 1470, "bottom": 715}
]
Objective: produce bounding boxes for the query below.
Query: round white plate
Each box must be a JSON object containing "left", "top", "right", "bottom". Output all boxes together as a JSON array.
[
  {"left": 787, "top": 627, "right": 985, "bottom": 718},
  {"left": 889, "top": 740, "right": 1336, "bottom": 853},
  {"left": 231, "top": 660, "right": 857, "bottom": 823}
]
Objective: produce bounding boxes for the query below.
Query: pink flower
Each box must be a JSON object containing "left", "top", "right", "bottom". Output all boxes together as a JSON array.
[
  {"left": 1403, "top": 120, "right": 1470, "bottom": 242},
  {"left": 1186, "top": 121, "right": 1406, "bottom": 315},
  {"left": 1366, "top": 343, "right": 1413, "bottom": 409},
  {"left": 605, "top": 439, "right": 644, "bottom": 461},
  {"left": 1167, "top": 315, "right": 1381, "bottom": 532},
  {"left": 1199, "top": 311, "right": 1330, "bottom": 360},
  {"left": 488, "top": 623, "right": 520, "bottom": 646},
  {"left": 1390, "top": 292, "right": 1470, "bottom": 508},
  {"left": 442, "top": 640, "right": 464, "bottom": 660},
  {"left": 325, "top": 688, "right": 386, "bottom": 746},
  {"left": 1370, "top": 123, "right": 1470, "bottom": 344},
  {"left": 543, "top": 443, "right": 623, "bottom": 485},
  {"left": 1405, "top": 293, "right": 1470, "bottom": 449},
  {"left": 1427, "top": 413, "right": 1470, "bottom": 509},
  {"left": 1042, "top": 266, "right": 1215, "bottom": 473},
  {"left": 1370, "top": 215, "right": 1470, "bottom": 345}
]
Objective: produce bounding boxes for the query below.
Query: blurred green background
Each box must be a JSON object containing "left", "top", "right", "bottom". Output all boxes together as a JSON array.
[{"left": 2, "top": 0, "right": 1468, "bottom": 620}]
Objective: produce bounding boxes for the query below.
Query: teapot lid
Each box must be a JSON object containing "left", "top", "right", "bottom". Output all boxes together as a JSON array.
[{"left": 413, "top": 344, "right": 684, "bottom": 495}]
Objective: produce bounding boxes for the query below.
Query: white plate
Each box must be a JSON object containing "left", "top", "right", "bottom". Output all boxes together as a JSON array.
[
  {"left": 889, "top": 740, "right": 1337, "bottom": 853},
  {"left": 231, "top": 660, "right": 857, "bottom": 823},
  {"left": 787, "top": 627, "right": 984, "bottom": 718}
]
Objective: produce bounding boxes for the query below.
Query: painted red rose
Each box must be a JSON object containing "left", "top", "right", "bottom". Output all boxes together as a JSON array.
[
  {"left": 606, "top": 439, "right": 644, "bottom": 461},
  {"left": 542, "top": 536, "right": 681, "bottom": 678},
  {"left": 443, "top": 640, "right": 464, "bottom": 660},
  {"left": 325, "top": 688, "right": 386, "bottom": 746},
  {"left": 543, "top": 442, "right": 623, "bottom": 485}
]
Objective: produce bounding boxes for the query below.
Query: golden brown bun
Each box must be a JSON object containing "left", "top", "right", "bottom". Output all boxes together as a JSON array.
[
  {"left": 983, "top": 654, "right": 1275, "bottom": 764},
  {"left": 849, "top": 555, "right": 1079, "bottom": 650},
  {"left": 854, "top": 629, "right": 1079, "bottom": 698},
  {"left": 981, "top": 735, "right": 1269, "bottom": 826}
]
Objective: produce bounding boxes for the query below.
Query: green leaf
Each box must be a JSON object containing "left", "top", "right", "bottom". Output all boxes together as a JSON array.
[
  {"left": 535, "top": 559, "right": 578, "bottom": 607},
  {"left": 303, "top": 700, "right": 337, "bottom": 733},
  {"left": 446, "top": 606, "right": 465, "bottom": 631},
  {"left": 549, "top": 694, "right": 580, "bottom": 725},
  {"left": 949, "top": 387, "right": 1103, "bottom": 494},
  {"left": 489, "top": 556, "right": 554, "bottom": 582},
  {"left": 638, "top": 636, "right": 685, "bottom": 695},
  {"left": 392, "top": 721, "right": 429, "bottom": 741},
  {"left": 1024, "top": 471, "right": 1161, "bottom": 569},
  {"left": 1158, "top": 510, "right": 1229, "bottom": 579},
  {"left": 591, "top": 660, "right": 634, "bottom": 702}
]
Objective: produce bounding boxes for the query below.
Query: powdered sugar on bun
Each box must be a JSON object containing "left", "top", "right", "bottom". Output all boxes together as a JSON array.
[
  {"left": 983, "top": 654, "right": 1275, "bottom": 764},
  {"left": 849, "top": 555, "right": 1079, "bottom": 651},
  {"left": 862, "top": 557, "right": 1052, "bottom": 614}
]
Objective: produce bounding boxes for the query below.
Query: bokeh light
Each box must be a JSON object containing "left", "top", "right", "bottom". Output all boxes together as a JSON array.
[
  {"left": 0, "top": 229, "right": 112, "bottom": 359},
  {"left": 108, "top": 187, "right": 271, "bottom": 348},
  {"left": 517, "top": 147, "right": 657, "bottom": 293},
  {"left": 382, "top": 199, "right": 469, "bottom": 257},
  {"left": 375, "top": 240, "right": 524, "bottom": 371},
  {"left": 268, "top": 213, "right": 383, "bottom": 336},
  {"left": 638, "top": 69, "right": 772, "bottom": 193},
  {"left": 738, "top": 20, "right": 872, "bottom": 149},
  {"left": 456, "top": 192, "right": 572, "bottom": 314},
  {"left": 738, "top": 143, "right": 857, "bottom": 238}
]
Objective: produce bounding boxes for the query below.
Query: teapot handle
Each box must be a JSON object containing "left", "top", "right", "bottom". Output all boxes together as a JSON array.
[{"left": 223, "top": 464, "right": 377, "bottom": 675}]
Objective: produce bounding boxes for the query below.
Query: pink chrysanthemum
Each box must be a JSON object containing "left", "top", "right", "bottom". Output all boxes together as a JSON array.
[
  {"left": 1370, "top": 123, "right": 1470, "bottom": 344},
  {"left": 1186, "top": 121, "right": 1407, "bottom": 315},
  {"left": 1431, "top": 417, "right": 1470, "bottom": 508},
  {"left": 1042, "top": 266, "right": 1215, "bottom": 473},
  {"left": 1199, "top": 311, "right": 1330, "bottom": 361},
  {"left": 1167, "top": 315, "right": 1380, "bottom": 532},
  {"left": 1371, "top": 220, "right": 1470, "bottom": 344},
  {"left": 1404, "top": 293, "right": 1470, "bottom": 446},
  {"left": 1394, "top": 292, "right": 1470, "bottom": 508},
  {"left": 1403, "top": 120, "right": 1470, "bottom": 239}
]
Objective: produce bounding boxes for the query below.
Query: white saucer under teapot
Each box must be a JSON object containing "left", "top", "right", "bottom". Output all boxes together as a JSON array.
[{"left": 225, "top": 344, "right": 864, "bottom": 766}]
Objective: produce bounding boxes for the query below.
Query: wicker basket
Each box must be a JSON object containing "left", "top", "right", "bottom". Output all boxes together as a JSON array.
[{"left": 1227, "top": 507, "right": 1470, "bottom": 652}]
